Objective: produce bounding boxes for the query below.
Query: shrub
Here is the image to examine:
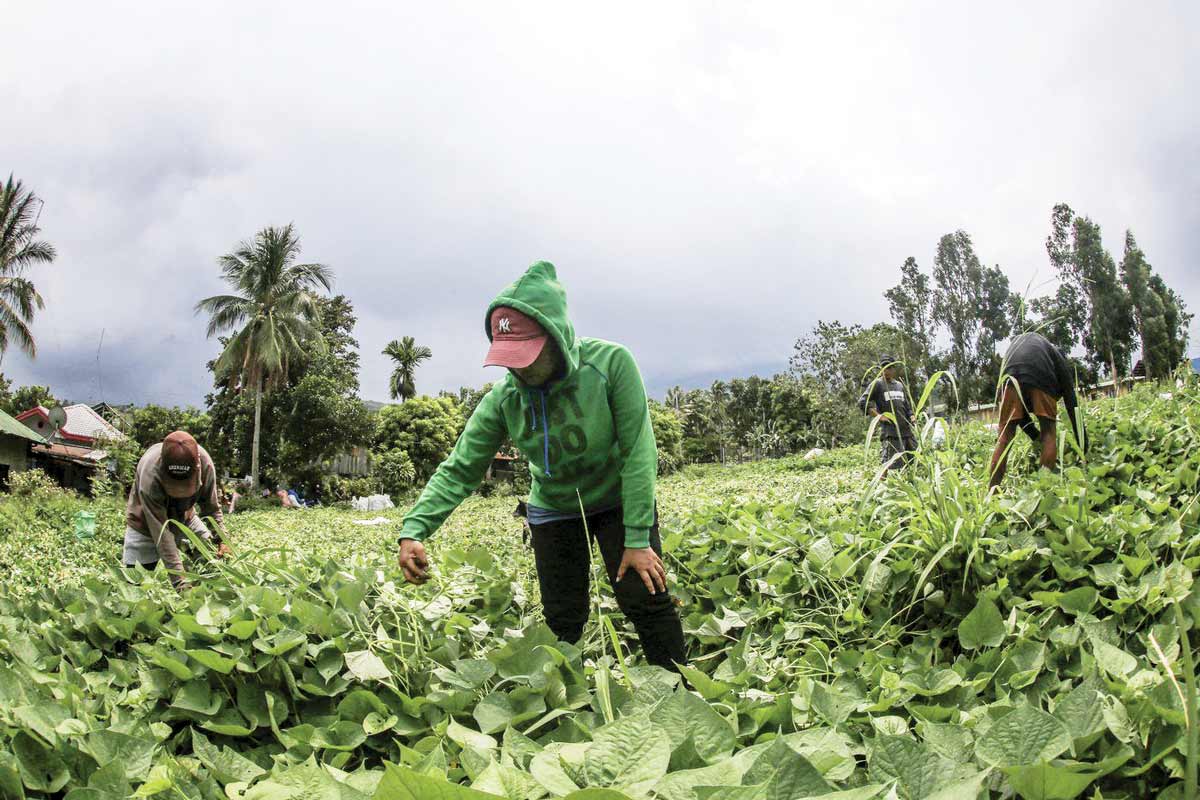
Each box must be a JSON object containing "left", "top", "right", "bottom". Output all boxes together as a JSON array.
[
  {"left": 7, "top": 468, "right": 64, "bottom": 498},
  {"left": 374, "top": 396, "right": 465, "bottom": 481},
  {"left": 374, "top": 449, "right": 416, "bottom": 499},
  {"left": 649, "top": 402, "right": 684, "bottom": 475}
]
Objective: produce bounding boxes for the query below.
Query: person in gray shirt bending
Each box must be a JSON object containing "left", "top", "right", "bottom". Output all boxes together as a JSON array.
[{"left": 123, "top": 430, "right": 230, "bottom": 588}]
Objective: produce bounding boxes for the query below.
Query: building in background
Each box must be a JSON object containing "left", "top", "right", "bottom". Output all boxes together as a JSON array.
[
  {"left": 0, "top": 409, "right": 49, "bottom": 490},
  {"left": 14, "top": 404, "right": 126, "bottom": 493}
]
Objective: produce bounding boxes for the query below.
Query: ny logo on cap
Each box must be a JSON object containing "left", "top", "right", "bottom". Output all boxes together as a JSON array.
[{"left": 498, "top": 318, "right": 512, "bottom": 334}]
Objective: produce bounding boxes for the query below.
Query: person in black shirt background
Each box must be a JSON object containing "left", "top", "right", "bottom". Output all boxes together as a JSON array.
[
  {"left": 858, "top": 354, "right": 917, "bottom": 473},
  {"left": 989, "top": 332, "right": 1086, "bottom": 490}
]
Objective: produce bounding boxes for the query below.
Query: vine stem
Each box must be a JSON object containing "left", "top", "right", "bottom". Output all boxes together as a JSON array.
[{"left": 1173, "top": 601, "right": 1197, "bottom": 800}]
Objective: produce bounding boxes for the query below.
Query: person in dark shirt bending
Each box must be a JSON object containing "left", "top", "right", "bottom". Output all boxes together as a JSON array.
[
  {"left": 989, "top": 332, "right": 1086, "bottom": 490},
  {"left": 858, "top": 354, "right": 917, "bottom": 473}
]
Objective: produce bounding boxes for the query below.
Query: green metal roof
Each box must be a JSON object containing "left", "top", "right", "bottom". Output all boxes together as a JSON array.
[{"left": 0, "top": 408, "right": 48, "bottom": 444}]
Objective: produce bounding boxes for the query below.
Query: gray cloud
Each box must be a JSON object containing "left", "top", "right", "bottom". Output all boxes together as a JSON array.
[{"left": 2, "top": 2, "right": 1196, "bottom": 407}]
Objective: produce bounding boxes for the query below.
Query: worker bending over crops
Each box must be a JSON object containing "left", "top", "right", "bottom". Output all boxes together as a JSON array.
[
  {"left": 858, "top": 354, "right": 917, "bottom": 473},
  {"left": 123, "top": 431, "right": 230, "bottom": 588},
  {"left": 397, "top": 261, "right": 687, "bottom": 671},
  {"left": 989, "top": 332, "right": 1086, "bottom": 490}
]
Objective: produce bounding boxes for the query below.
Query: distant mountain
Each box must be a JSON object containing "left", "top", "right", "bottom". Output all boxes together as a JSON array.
[{"left": 363, "top": 400, "right": 389, "bottom": 413}]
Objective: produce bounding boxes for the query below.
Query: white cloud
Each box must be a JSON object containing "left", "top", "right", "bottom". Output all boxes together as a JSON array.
[{"left": 2, "top": 2, "right": 1196, "bottom": 404}]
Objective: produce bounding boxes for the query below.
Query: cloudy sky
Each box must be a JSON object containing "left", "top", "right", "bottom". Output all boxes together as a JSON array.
[{"left": 3, "top": 2, "right": 1197, "bottom": 407}]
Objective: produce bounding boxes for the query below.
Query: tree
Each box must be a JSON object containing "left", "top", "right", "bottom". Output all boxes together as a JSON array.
[
  {"left": 374, "top": 396, "right": 465, "bottom": 481},
  {"left": 648, "top": 401, "right": 684, "bottom": 474},
  {"left": 0, "top": 373, "right": 11, "bottom": 413},
  {"left": 127, "top": 405, "right": 212, "bottom": 450},
  {"left": 1149, "top": 275, "right": 1192, "bottom": 374},
  {"left": 0, "top": 175, "right": 55, "bottom": 361},
  {"left": 1119, "top": 231, "right": 1173, "bottom": 380},
  {"left": 1026, "top": 283, "right": 1086, "bottom": 357},
  {"left": 2, "top": 383, "right": 58, "bottom": 416},
  {"left": 1045, "top": 205, "right": 1136, "bottom": 385},
  {"left": 196, "top": 224, "right": 332, "bottom": 491},
  {"left": 663, "top": 386, "right": 693, "bottom": 422},
  {"left": 383, "top": 336, "right": 433, "bottom": 402},
  {"left": 205, "top": 295, "right": 372, "bottom": 488},
  {"left": 884, "top": 257, "right": 935, "bottom": 379}
]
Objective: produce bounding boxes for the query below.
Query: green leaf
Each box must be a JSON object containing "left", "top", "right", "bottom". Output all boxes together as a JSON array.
[
  {"left": 975, "top": 706, "right": 1071, "bottom": 767},
  {"left": 1091, "top": 638, "right": 1137, "bottom": 677},
  {"left": 471, "top": 761, "right": 544, "bottom": 799},
  {"left": 253, "top": 629, "right": 308, "bottom": 656},
  {"left": 447, "top": 718, "right": 498, "bottom": 750},
  {"left": 242, "top": 758, "right": 369, "bottom": 799},
  {"left": 679, "top": 664, "right": 733, "bottom": 700},
  {"left": 345, "top": 650, "right": 392, "bottom": 682},
  {"left": 12, "top": 704, "right": 70, "bottom": 746},
  {"left": 191, "top": 730, "right": 266, "bottom": 785},
  {"left": 171, "top": 681, "right": 222, "bottom": 716},
  {"left": 925, "top": 770, "right": 991, "bottom": 800},
  {"left": 899, "top": 669, "right": 962, "bottom": 696},
  {"left": 11, "top": 733, "right": 69, "bottom": 794},
  {"left": 67, "top": 759, "right": 132, "bottom": 800},
  {"left": 1051, "top": 679, "right": 1106, "bottom": 747},
  {"left": 1002, "top": 746, "right": 1132, "bottom": 800},
  {"left": 737, "top": 737, "right": 831, "bottom": 799},
  {"left": 187, "top": 649, "right": 239, "bottom": 674},
  {"left": 530, "top": 749, "right": 582, "bottom": 796},
  {"left": 79, "top": 731, "right": 156, "bottom": 781},
  {"left": 0, "top": 750, "right": 24, "bottom": 800},
  {"left": 312, "top": 720, "right": 369, "bottom": 751},
  {"left": 867, "top": 735, "right": 945, "bottom": 800},
  {"left": 135, "top": 645, "right": 194, "bottom": 680},
  {"left": 583, "top": 715, "right": 672, "bottom": 795},
  {"left": 375, "top": 763, "right": 505, "bottom": 799},
  {"left": 958, "top": 597, "right": 1005, "bottom": 650},
  {"left": 655, "top": 689, "right": 737, "bottom": 766}
]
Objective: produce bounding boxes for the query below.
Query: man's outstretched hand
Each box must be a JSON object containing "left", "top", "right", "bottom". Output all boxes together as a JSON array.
[
  {"left": 616, "top": 547, "right": 668, "bottom": 595},
  {"left": 215, "top": 543, "right": 233, "bottom": 559},
  {"left": 398, "top": 538, "right": 430, "bottom": 585}
]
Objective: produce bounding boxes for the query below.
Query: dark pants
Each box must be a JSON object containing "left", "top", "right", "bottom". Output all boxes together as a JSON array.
[
  {"left": 125, "top": 561, "right": 159, "bottom": 569},
  {"left": 882, "top": 435, "right": 917, "bottom": 470},
  {"left": 528, "top": 506, "right": 687, "bottom": 671}
]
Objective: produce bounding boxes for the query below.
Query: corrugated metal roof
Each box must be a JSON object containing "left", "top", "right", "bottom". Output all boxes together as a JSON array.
[
  {"left": 0, "top": 409, "right": 48, "bottom": 444},
  {"left": 31, "top": 443, "right": 106, "bottom": 466}
]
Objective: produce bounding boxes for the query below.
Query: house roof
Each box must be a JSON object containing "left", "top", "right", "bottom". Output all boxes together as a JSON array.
[
  {"left": 16, "top": 404, "right": 125, "bottom": 444},
  {"left": 0, "top": 408, "right": 48, "bottom": 444},
  {"left": 31, "top": 442, "right": 107, "bottom": 467}
]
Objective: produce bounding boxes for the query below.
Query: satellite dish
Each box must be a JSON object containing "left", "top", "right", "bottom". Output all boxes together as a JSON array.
[{"left": 48, "top": 406, "right": 67, "bottom": 437}]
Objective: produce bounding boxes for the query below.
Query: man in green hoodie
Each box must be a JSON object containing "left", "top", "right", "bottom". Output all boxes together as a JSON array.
[{"left": 396, "top": 262, "right": 687, "bottom": 670}]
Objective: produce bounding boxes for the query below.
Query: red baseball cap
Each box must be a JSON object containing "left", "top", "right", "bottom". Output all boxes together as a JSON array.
[
  {"left": 161, "top": 431, "right": 201, "bottom": 499},
  {"left": 484, "top": 306, "right": 547, "bottom": 369}
]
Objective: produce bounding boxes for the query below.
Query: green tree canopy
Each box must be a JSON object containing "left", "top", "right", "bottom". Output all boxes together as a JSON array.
[
  {"left": 374, "top": 396, "right": 465, "bottom": 481},
  {"left": 383, "top": 336, "right": 433, "bottom": 402},
  {"left": 196, "top": 224, "right": 331, "bottom": 490},
  {"left": 1, "top": 383, "right": 58, "bottom": 416},
  {"left": 0, "top": 175, "right": 54, "bottom": 360}
]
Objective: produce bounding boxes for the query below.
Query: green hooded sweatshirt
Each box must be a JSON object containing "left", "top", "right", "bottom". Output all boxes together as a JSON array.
[{"left": 399, "top": 261, "right": 659, "bottom": 548}]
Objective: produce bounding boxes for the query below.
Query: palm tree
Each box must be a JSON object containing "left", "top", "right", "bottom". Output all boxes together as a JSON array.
[
  {"left": 664, "top": 385, "right": 693, "bottom": 422},
  {"left": 383, "top": 336, "right": 432, "bottom": 402},
  {"left": 0, "top": 175, "right": 55, "bottom": 362},
  {"left": 196, "top": 224, "right": 331, "bottom": 491}
]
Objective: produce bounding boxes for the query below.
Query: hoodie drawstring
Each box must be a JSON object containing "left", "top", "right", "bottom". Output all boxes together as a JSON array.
[{"left": 539, "top": 389, "right": 552, "bottom": 477}]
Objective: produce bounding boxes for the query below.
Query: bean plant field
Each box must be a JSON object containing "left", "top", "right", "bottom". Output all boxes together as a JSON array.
[{"left": 1, "top": 382, "right": 1199, "bottom": 799}]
